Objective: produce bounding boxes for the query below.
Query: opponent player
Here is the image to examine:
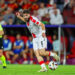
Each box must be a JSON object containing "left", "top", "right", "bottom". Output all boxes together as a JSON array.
[
  {"left": 0, "top": 24, "right": 7, "bottom": 68},
  {"left": 16, "top": 10, "right": 59, "bottom": 72}
]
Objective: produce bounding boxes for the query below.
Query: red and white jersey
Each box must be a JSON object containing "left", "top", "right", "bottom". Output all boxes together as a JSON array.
[{"left": 26, "top": 16, "right": 43, "bottom": 38}]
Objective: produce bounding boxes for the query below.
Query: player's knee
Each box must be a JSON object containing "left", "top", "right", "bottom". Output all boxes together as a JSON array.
[
  {"left": 34, "top": 52, "right": 40, "bottom": 58},
  {"left": 6, "top": 52, "right": 9, "bottom": 55},
  {"left": 35, "top": 53, "right": 39, "bottom": 58},
  {"left": 39, "top": 51, "right": 46, "bottom": 56}
]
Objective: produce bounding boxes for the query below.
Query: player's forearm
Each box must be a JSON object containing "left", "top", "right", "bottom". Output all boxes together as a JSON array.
[
  {"left": 13, "top": 46, "right": 17, "bottom": 49},
  {"left": 40, "top": 23, "right": 45, "bottom": 31},
  {"left": 17, "top": 16, "right": 25, "bottom": 22},
  {"left": 0, "top": 31, "right": 4, "bottom": 35},
  {"left": 16, "top": 46, "right": 22, "bottom": 49},
  {"left": 13, "top": 46, "right": 22, "bottom": 49}
]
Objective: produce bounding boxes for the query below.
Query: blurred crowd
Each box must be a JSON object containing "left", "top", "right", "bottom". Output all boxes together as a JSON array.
[
  {"left": 2, "top": 33, "right": 63, "bottom": 64},
  {"left": 0, "top": 0, "right": 75, "bottom": 64},
  {"left": 0, "top": 0, "right": 75, "bottom": 25}
]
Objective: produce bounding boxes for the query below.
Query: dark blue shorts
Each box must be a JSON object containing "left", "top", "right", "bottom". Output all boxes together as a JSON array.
[{"left": 13, "top": 50, "right": 23, "bottom": 54}]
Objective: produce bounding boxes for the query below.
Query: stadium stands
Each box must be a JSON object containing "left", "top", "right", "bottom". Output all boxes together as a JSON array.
[{"left": 0, "top": 0, "right": 75, "bottom": 64}]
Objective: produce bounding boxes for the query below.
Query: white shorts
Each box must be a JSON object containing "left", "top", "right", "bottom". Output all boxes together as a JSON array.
[{"left": 33, "top": 36, "right": 47, "bottom": 51}]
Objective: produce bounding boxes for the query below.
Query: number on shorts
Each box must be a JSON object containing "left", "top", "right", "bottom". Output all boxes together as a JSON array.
[{"left": 41, "top": 41, "right": 43, "bottom": 47}]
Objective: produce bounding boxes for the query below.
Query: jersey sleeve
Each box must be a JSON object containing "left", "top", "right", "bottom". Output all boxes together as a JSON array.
[
  {"left": 32, "top": 16, "right": 41, "bottom": 26},
  {"left": 0, "top": 24, "right": 3, "bottom": 31}
]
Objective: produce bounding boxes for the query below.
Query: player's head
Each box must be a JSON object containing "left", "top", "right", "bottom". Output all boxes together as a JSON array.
[
  {"left": 53, "top": 34, "right": 58, "bottom": 41},
  {"left": 3, "top": 34, "right": 8, "bottom": 40},
  {"left": 16, "top": 34, "right": 21, "bottom": 40},
  {"left": 40, "top": 2, "right": 45, "bottom": 8},
  {"left": 23, "top": 10, "right": 30, "bottom": 22},
  {"left": 29, "top": 36, "right": 33, "bottom": 41}
]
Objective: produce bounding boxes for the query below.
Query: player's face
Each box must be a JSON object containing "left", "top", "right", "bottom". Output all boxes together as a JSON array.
[
  {"left": 53, "top": 35, "right": 57, "bottom": 40},
  {"left": 3, "top": 35, "right": 8, "bottom": 40},
  {"left": 16, "top": 35, "right": 21, "bottom": 40},
  {"left": 29, "top": 37, "right": 33, "bottom": 41},
  {"left": 23, "top": 13, "right": 30, "bottom": 22}
]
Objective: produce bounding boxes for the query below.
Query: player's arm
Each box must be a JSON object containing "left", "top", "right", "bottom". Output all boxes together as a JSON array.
[
  {"left": 17, "top": 42, "right": 24, "bottom": 49},
  {"left": 13, "top": 42, "right": 22, "bottom": 49},
  {"left": 25, "top": 41, "right": 29, "bottom": 52},
  {"left": 0, "top": 31, "right": 4, "bottom": 35},
  {"left": 25, "top": 46, "right": 28, "bottom": 52},
  {"left": 13, "top": 45, "right": 22, "bottom": 49},
  {"left": 40, "top": 22, "right": 46, "bottom": 37},
  {"left": 39, "top": 22, "right": 45, "bottom": 31},
  {"left": 0, "top": 24, "right": 4, "bottom": 35},
  {"left": 16, "top": 12, "right": 26, "bottom": 22}
]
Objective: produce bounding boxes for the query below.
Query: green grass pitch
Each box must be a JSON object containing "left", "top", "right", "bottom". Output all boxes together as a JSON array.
[{"left": 0, "top": 64, "right": 75, "bottom": 75}]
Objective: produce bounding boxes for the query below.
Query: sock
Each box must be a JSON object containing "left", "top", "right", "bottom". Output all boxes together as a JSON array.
[
  {"left": 49, "top": 52, "right": 55, "bottom": 57},
  {"left": 0, "top": 55, "right": 7, "bottom": 66},
  {"left": 39, "top": 61, "right": 46, "bottom": 69},
  {"left": 24, "top": 58, "right": 27, "bottom": 61},
  {"left": 8, "top": 58, "right": 11, "bottom": 61},
  {"left": 30, "top": 58, "right": 33, "bottom": 61}
]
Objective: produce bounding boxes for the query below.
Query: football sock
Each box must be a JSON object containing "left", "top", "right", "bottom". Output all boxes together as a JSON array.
[
  {"left": 39, "top": 61, "right": 46, "bottom": 69},
  {"left": 30, "top": 58, "right": 33, "bottom": 61},
  {"left": 49, "top": 52, "right": 55, "bottom": 57}
]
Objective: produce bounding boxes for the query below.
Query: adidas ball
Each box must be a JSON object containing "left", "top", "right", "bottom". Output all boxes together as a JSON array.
[{"left": 48, "top": 61, "right": 58, "bottom": 70}]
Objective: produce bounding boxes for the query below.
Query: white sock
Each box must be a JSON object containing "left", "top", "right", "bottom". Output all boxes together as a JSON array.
[
  {"left": 41, "top": 64, "right": 46, "bottom": 69},
  {"left": 49, "top": 52, "right": 55, "bottom": 57},
  {"left": 39, "top": 61, "right": 46, "bottom": 69}
]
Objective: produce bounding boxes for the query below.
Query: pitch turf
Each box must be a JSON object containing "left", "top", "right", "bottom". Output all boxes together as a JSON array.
[{"left": 0, "top": 64, "right": 75, "bottom": 75}]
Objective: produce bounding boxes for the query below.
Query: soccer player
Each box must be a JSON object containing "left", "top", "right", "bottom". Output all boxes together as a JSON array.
[
  {"left": 3, "top": 34, "right": 14, "bottom": 64},
  {"left": 24, "top": 36, "right": 33, "bottom": 64},
  {"left": 16, "top": 10, "right": 59, "bottom": 72},
  {"left": 0, "top": 24, "right": 7, "bottom": 68}
]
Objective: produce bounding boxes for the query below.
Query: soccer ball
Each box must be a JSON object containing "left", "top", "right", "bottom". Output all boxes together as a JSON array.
[{"left": 48, "top": 61, "right": 58, "bottom": 70}]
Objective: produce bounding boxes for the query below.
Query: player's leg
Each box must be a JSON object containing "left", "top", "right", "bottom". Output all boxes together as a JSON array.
[
  {"left": 33, "top": 38, "right": 47, "bottom": 72},
  {"left": 0, "top": 50, "right": 7, "bottom": 68},
  {"left": 29, "top": 48, "right": 33, "bottom": 64},
  {"left": 46, "top": 56, "right": 50, "bottom": 65},
  {"left": 5, "top": 51, "right": 11, "bottom": 63},
  {"left": 21, "top": 50, "right": 28, "bottom": 64},
  {"left": 39, "top": 37, "right": 59, "bottom": 61},
  {"left": 7, "top": 51, "right": 14, "bottom": 63},
  {"left": 39, "top": 49, "right": 59, "bottom": 61},
  {"left": 34, "top": 50, "right": 47, "bottom": 72},
  {"left": 12, "top": 54, "right": 19, "bottom": 63}
]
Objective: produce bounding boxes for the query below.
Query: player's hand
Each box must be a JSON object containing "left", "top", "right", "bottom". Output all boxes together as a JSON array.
[
  {"left": 16, "top": 12, "right": 20, "bottom": 18},
  {"left": 42, "top": 33, "right": 46, "bottom": 38}
]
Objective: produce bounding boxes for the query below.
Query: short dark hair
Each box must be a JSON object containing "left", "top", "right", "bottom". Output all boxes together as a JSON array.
[{"left": 23, "top": 10, "right": 30, "bottom": 14}]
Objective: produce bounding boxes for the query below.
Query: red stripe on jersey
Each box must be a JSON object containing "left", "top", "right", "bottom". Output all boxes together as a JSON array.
[
  {"left": 30, "top": 16, "right": 36, "bottom": 23},
  {"left": 36, "top": 22, "right": 39, "bottom": 25},
  {"left": 32, "top": 33, "right": 36, "bottom": 38},
  {"left": 27, "top": 22, "right": 29, "bottom": 26},
  {"left": 32, "top": 19, "right": 36, "bottom": 23},
  {"left": 39, "top": 61, "right": 44, "bottom": 65},
  {"left": 30, "top": 16, "right": 40, "bottom": 24},
  {"left": 30, "top": 16, "right": 33, "bottom": 20}
]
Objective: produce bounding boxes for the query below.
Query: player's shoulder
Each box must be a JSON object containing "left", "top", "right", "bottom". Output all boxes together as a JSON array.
[{"left": 30, "top": 16, "right": 38, "bottom": 20}]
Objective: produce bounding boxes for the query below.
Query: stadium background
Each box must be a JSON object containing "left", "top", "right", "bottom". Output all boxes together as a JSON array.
[{"left": 0, "top": 0, "right": 75, "bottom": 65}]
